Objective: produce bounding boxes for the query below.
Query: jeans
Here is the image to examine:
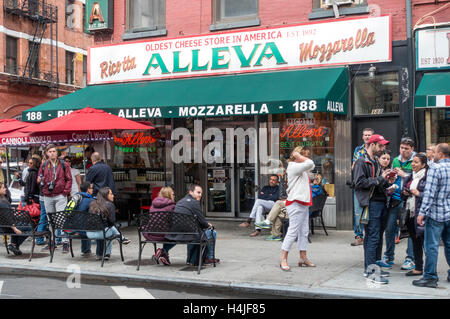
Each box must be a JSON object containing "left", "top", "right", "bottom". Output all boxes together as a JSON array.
[
  {"left": 250, "top": 199, "right": 275, "bottom": 230},
  {"left": 353, "top": 192, "right": 364, "bottom": 239},
  {"left": 35, "top": 200, "right": 47, "bottom": 244},
  {"left": 77, "top": 231, "right": 91, "bottom": 254},
  {"left": 363, "top": 201, "right": 385, "bottom": 272},
  {"left": 423, "top": 218, "right": 450, "bottom": 281},
  {"left": 164, "top": 229, "right": 217, "bottom": 264},
  {"left": 383, "top": 205, "right": 401, "bottom": 261},
  {"left": 1, "top": 226, "right": 32, "bottom": 247},
  {"left": 406, "top": 238, "right": 415, "bottom": 261},
  {"left": 86, "top": 227, "right": 121, "bottom": 255}
]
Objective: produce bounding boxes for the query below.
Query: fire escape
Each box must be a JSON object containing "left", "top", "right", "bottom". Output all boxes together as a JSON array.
[{"left": 3, "top": 0, "right": 59, "bottom": 97}]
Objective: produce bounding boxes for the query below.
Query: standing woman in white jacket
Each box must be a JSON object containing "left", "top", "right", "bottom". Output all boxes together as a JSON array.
[{"left": 280, "top": 146, "right": 316, "bottom": 271}]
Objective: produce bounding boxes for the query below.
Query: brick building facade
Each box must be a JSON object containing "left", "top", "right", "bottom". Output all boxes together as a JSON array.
[{"left": 0, "top": 0, "right": 93, "bottom": 119}]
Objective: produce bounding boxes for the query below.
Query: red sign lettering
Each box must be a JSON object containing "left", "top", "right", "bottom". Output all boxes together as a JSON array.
[
  {"left": 114, "top": 132, "right": 156, "bottom": 146},
  {"left": 280, "top": 124, "right": 327, "bottom": 139}
]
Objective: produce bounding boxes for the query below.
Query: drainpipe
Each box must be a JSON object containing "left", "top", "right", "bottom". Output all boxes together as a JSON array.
[{"left": 404, "top": 0, "right": 415, "bottom": 140}]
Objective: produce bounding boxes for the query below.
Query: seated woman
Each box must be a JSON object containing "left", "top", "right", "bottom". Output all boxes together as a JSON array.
[
  {"left": 146, "top": 187, "right": 176, "bottom": 263},
  {"left": 86, "top": 187, "right": 129, "bottom": 261},
  {"left": 0, "top": 182, "right": 32, "bottom": 255}
]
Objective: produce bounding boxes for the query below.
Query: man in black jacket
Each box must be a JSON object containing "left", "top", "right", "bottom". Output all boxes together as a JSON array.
[
  {"left": 353, "top": 134, "right": 396, "bottom": 285},
  {"left": 85, "top": 152, "right": 115, "bottom": 197},
  {"left": 156, "top": 185, "right": 218, "bottom": 266},
  {"left": 239, "top": 175, "right": 280, "bottom": 237}
]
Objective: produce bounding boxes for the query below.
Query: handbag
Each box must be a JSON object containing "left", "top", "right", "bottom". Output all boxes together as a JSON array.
[{"left": 23, "top": 202, "right": 41, "bottom": 218}]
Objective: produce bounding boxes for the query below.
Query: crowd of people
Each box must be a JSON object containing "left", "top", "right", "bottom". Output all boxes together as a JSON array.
[
  {"left": 1, "top": 135, "right": 448, "bottom": 287},
  {"left": 351, "top": 129, "right": 449, "bottom": 287}
]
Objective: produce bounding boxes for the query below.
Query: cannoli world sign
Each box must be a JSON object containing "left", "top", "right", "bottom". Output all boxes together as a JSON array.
[{"left": 88, "top": 15, "right": 391, "bottom": 85}]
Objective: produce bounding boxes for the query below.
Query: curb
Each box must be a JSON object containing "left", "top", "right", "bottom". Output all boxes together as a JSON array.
[{"left": 0, "top": 263, "right": 434, "bottom": 299}]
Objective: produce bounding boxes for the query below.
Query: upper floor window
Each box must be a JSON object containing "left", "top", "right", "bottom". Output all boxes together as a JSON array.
[
  {"left": 5, "top": 36, "right": 18, "bottom": 75},
  {"left": 128, "top": 0, "right": 165, "bottom": 32},
  {"left": 123, "top": 0, "right": 166, "bottom": 40},
  {"left": 66, "top": 51, "right": 75, "bottom": 84},
  {"left": 211, "top": 0, "right": 259, "bottom": 31},
  {"left": 28, "top": 40, "right": 40, "bottom": 79},
  {"left": 83, "top": 54, "right": 87, "bottom": 87}
]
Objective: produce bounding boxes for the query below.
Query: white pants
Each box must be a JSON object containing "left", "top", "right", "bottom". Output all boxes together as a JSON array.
[
  {"left": 249, "top": 199, "right": 275, "bottom": 230},
  {"left": 281, "top": 202, "right": 309, "bottom": 252}
]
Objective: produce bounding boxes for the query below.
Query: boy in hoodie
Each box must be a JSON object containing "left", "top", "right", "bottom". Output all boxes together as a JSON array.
[{"left": 75, "top": 181, "right": 95, "bottom": 257}]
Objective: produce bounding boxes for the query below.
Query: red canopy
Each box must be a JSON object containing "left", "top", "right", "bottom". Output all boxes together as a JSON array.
[
  {"left": 0, "top": 119, "right": 36, "bottom": 134},
  {"left": 24, "top": 107, "right": 154, "bottom": 132}
]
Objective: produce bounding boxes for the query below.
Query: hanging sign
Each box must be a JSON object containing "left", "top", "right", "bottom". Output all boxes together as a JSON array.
[
  {"left": 416, "top": 27, "right": 450, "bottom": 70},
  {"left": 85, "top": 0, "right": 114, "bottom": 32},
  {"left": 88, "top": 15, "right": 391, "bottom": 85}
]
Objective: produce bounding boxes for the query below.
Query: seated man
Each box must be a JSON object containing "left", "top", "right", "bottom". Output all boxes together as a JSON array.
[
  {"left": 239, "top": 175, "right": 280, "bottom": 237},
  {"left": 156, "top": 184, "right": 219, "bottom": 266},
  {"left": 256, "top": 199, "right": 287, "bottom": 241}
]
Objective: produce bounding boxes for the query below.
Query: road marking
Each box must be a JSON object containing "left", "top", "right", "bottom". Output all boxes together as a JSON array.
[{"left": 111, "top": 286, "right": 155, "bottom": 299}]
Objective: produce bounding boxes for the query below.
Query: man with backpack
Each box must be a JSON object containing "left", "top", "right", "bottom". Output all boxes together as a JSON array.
[{"left": 38, "top": 144, "right": 72, "bottom": 252}]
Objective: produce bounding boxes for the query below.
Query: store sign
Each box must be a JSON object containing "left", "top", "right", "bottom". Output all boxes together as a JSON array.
[
  {"left": 85, "top": 0, "right": 113, "bottom": 32},
  {"left": 88, "top": 16, "right": 391, "bottom": 85},
  {"left": 416, "top": 27, "right": 450, "bottom": 70},
  {"left": 0, "top": 131, "right": 112, "bottom": 146},
  {"left": 114, "top": 132, "right": 157, "bottom": 146}
]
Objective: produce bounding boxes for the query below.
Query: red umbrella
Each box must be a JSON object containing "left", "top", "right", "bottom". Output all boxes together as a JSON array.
[
  {"left": 24, "top": 107, "right": 154, "bottom": 132},
  {"left": 0, "top": 119, "right": 36, "bottom": 134}
]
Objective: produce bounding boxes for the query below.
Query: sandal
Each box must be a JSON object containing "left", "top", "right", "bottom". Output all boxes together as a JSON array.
[
  {"left": 280, "top": 260, "right": 290, "bottom": 271},
  {"left": 299, "top": 259, "right": 316, "bottom": 267}
]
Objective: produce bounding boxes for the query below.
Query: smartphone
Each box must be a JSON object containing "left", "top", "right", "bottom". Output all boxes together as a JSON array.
[{"left": 387, "top": 170, "right": 397, "bottom": 179}]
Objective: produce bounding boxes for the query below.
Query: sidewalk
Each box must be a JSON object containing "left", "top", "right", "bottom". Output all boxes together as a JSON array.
[{"left": 0, "top": 220, "right": 449, "bottom": 299}]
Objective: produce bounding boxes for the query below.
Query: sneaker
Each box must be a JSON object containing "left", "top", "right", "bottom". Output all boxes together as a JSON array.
[
  {"left": 204, "top": 258, "right": 220, "bottom": 264},
  {"left": 154, "top": 248, "right": 163, "bottom": 260},
  {"left": 35, "top": 240, "right": 46, "bottom": 246},
  {"left": 121, "top": 237, "right": 131, "bottom": 245},
  {"left": 364, "top": 270, "right": 390, "bottom": 277},
  {"left": 62, "top": 243, "right": 70, "bottom": 254},
  {"left": 255, "top": 221, "right": 271, "bottom": 229},
  {"left": 401, "top": 259, "right": 415, "bottom": 271},
  {"left": 158, "top": 255, "right": 171, "bottom": 266},
  {"left": 8, "top": 244, "right": 22, "bottom": 256},
  {"left": 412, "top": 278, "right": 438, "bottom": 288},
  {"left": 351, "top": 236, "right": 363, "bottom": 246},
  {"left": 41, "top": 245, "right": 56, "bottom": 251},
  {"left": 364, "top": 273, "right": 389, "bottom": 285},
  {"left": 265, "top": 235, "right": 282, "bottom": 241},
  {"left": 104, "top": 254, "right": 110, "bottom": 260},
  {"left": 395, "top": 236, "right": 400, "bottom": 244},
  {"left": 81, "top": 251, "right": 92, "bottom": 257},
  {"left": 376, "top": 257, "right": 394, "bottom": 269}
]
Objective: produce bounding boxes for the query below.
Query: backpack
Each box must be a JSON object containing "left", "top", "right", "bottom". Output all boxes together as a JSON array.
[{"left": 65, "top": 193, "right": 83, "bottom": 213}]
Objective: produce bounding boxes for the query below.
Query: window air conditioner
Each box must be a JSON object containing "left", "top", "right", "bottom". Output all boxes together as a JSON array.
[{"left": 321, "top": 0, "right": 358, "bottom": 8}]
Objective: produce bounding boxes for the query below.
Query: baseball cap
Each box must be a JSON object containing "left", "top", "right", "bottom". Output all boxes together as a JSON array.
[{"left": 368, "top": 134, "right": 390, "bottom": 145}]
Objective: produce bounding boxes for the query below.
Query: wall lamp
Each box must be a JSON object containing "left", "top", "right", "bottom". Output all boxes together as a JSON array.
[{"left": 368, "top": 64, "right": 377, "bottom": 79}]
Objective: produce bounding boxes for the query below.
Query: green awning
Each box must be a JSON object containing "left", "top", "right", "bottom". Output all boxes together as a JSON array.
[
  {"left": 415, "top": 72, "right": 450, "bottom": 108},
  {"left": 23, "top": 67, "right": 349, "bottom": 122}
]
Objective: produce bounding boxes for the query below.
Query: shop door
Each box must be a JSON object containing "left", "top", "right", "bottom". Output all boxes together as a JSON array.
[{"left": 353, "top": 116, "right": 400, "bottom": 157}]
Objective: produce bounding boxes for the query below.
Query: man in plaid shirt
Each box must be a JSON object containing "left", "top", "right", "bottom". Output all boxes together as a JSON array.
[{"left": 413, "top": 143, "right": 450, "bottom": 288}]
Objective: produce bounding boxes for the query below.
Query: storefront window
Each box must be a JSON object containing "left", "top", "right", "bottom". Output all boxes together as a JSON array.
[
  {"left": 354, "top": 72, "right": 399, "bottom": 115},
  {"left": 263, "top": 113, "right": 335, "bottom": 197},
  {"left": 430, "top": 109, "right": 450, "bottom": 144}
]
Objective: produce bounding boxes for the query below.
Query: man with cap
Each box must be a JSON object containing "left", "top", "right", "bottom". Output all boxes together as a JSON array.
[{"left": 353, "top": 134, "right": 397, "bottom": 285}]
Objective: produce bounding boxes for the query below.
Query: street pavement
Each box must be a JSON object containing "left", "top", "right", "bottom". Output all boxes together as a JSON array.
[{"left": 0, "top": 220, "right": 449, "bottom": 299}]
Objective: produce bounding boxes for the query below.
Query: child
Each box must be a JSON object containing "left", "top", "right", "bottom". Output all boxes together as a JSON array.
[{"left": 311, "top": 174, "right": 323, "bottom": 198}]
